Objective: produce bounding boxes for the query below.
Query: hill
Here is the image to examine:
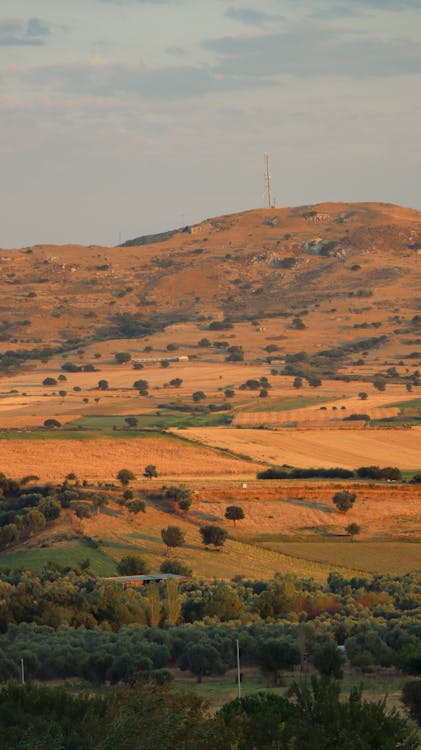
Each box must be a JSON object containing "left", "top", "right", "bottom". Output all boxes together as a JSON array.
[
  {"left": 0, "top": 202, "right": 420, "bottom": 578},
  {"left": 1, "top": 201, "right": 420, "bottom": 356}
]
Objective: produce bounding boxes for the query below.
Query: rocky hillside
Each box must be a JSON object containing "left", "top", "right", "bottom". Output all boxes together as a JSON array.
[{"left": 0, "top": 202, "right": 420, "bottom": 359}]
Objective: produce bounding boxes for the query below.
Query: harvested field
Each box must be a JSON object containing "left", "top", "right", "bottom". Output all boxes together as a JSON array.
[
  {"left": 254, "top": 540, "right": 421, "bottom": 576},
  {"left": 79, "top": 502, "right": 360, "bottom": 581},
  {"left": 0, "top": 434, "right": 259, "bottom": 482},
  {"left": 233, "top": 407, "right": 400, "bottom": 427},
  {"left": 174, "top": 426, "right": 421, "bottom": 470},
  {"left": 192, "top": 482, "right": 421, "bottom": 538}
]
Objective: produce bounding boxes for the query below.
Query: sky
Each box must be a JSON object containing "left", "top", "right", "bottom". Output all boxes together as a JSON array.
[{"left": 1, "top": 0, "right": 421, "bottom": 247}]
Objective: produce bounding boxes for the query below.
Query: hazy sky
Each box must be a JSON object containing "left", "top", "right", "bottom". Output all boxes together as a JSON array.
[{"left": 1, "top": 0, "right": 421, "bottom": 247}]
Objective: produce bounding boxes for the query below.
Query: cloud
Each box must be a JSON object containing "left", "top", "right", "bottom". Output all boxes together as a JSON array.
[
  {"left": 225, "top": 7, "right": 283, "bottom": 27},
  {"left": 0, "top": 17, "right": 50, "bottom": 46},
  {"left": 204, "top": 24, "right": 421, "bottom": 78},
  {"left": 97, "top": 0, "right": 173, "bottom": 5},
  {"left": 302, "top": 0, "right": 421, "bottom": 17},
  {"left": 13, "top": 60, "right": 275, "bottom": 100},
  {"left": 335, "top": 0, "right": 421, "bottom": 8}
]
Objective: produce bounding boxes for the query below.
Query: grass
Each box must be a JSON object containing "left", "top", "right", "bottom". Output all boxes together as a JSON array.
[
  {"left": 370, "top": 397, "right": 421, "bottom": 426},
  {"left": 91, "top": 515, "right": 362, "bottom": 581},
  {"left": 69, "top": 411, "right": 231, "bottom": 430},
  {"left": 173, "top": 668, "right": 409, "bottom": 713},
  {"left": 251, "top": 539, "right": 421, "bottom": 576},
  {"left": 235, "top": 395, "right": 329, "bottom": 414},
  {"left": 0, "top": 541, "right": 117, "bottom": 575},
  {"left": 0, "top": 427, "right": 204, "bottom": 441},
  {"left": 387, "top": 398, "right": 421, "bottom": 411}
]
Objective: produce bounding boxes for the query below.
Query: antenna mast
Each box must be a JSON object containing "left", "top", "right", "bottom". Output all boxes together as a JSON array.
[{"left": 264, "top": 152, "right": 272, "bottom": 209}]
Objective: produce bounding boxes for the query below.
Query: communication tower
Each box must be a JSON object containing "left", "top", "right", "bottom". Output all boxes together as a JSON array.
[{"left": 264, "top": 152, "right": 272, "bottom": 209}]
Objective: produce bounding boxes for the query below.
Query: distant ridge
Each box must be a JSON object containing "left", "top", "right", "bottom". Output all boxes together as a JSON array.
[{"left": 119, "top": 225, "right": 189, "bottom": 247}]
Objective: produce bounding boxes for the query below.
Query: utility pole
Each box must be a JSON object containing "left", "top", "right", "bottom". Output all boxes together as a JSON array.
[
  {"left": 20, "top": 658, "right": 25, "bottom": 685},
  {"left": 264, "top": 152, "right": 272, "bottom": 209},
  {"left": 236, "top": 639, "right": 241, "bottom": 699}
]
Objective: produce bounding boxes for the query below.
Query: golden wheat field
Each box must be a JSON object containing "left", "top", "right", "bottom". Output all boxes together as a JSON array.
[
  {"left": 0, "top": 435, "right": 259, "bottom": 482},
  {"left": 172, "top": 426, "right": 421, "bottom": 469}
]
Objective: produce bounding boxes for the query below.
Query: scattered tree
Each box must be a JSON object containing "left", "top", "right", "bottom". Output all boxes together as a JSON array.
[
  {"left": 127, "top": 499, "right": 146, "bottom": 516},
  {"left": 224, "top": 505, "right": 245, "bottom": 526},
  {"left": 144, "top": 465, "right": 158, "bottom": 479},
  {"left": 97, "top": 379, "right": 109, "bottom": 390},
  {"left": 117, "top": 555, "right": 149, "bottom": 575},
  {"left": 165, "top": 486, "right": 192, "bottom": 512},
  {"left": 346, "top": 522, "right": 361, "bottom": 539},
  {"left": 117, "top": 469, "right": 135, "bottom": 486},
  {"left": 133, "top": 379, "right": 148, "bottom": 391},
  {"left": 192, "top": 391, "right": 206, "bottom": 402},
  {"left": 43, "top": 419, "right": 61, "bottom": 429},
  {"left": 373, "top": 377, "right": 386, "bottom": 392},
  {"left": 161, "top": 525, "right": 185, "bottom": 555},
  {"left": 160, "top": 559, "right": 192, "bottom": 576},
  {"left": 114, "top": 352, "right": 131, "bottom": 364},
  {"left": 200, "top": 525, "right": 227, "bottom": 550},
  {"left": 42, "top": 377, "right": 57, "bottom": 386},
  {"left": 332, "top": 491, "right": 357, "bottom": 513},
  {"left": 124, "top": 417, "right": 138, "bottom": 428}
]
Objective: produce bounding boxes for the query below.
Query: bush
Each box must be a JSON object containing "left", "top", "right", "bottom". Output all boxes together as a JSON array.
[
  {"left": 117, "top": 555, "right": 149, "bottom": 575},
  {"left": 356, "top": 466, "right": 402, "bottom": 481},
  {"left": 332, "top": 491, "right": 356, "bottom": 513},
  {"left": 160, "top": 559, "right": 192, "bottom": 576},
  {"left": 209, "top": 320, "right": 233, "bottom": 330},
  {"left": 43, "top": 419, "right": 61, "bottom": 429},
  {"left": 117, "top": 469, "right": 135, "bottom": 486},
  {"left": 42, "top": 377, "right": 57, "bottom": 386},
  {"left": 402, "top": 680, "right": 421, "bottom": 724},
  {"left": 114, "top": 352, "right": 131, "bottom": 364},
  {"left": 200, "top": 525, "right": 227, "bottom": 549}
]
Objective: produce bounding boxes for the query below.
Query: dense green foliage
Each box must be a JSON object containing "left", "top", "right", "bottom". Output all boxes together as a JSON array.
[
  {"left": 0, "top": 678, "right": 417, "bottom": 750},
  {"left": 257, "top": 465, "right": 403, "bottom": 480},
  {"left": 0, "top": 569, "right": 419, "bottom": 685}
]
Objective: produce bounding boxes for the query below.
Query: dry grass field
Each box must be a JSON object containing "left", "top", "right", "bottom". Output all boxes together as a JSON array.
[
  {"left": 174, "top": 426, "right": 421, "bottom": 469},
  {"left": 0, "top": 434, "right": 258, "bottom": 482}
]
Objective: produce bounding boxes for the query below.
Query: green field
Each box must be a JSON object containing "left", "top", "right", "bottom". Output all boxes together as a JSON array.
[
  {"left": 0, "top": 541, "right": 117, "bottom": 575},
  {"left": 235, "top": 395, "right": 330, "bottom": 413},
  {"left": 370, "top": 397, "right": 421, "bottom": 426},
  {"left": 253, "top": 539, "right": 421, "bottom": 576},
  {"left": 69, "top": 411, "right": 231, "bottom": 430}
]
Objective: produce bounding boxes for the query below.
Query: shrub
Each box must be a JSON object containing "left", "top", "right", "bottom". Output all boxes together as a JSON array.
[
  {"left": 332, "top": 491, "right": 356, "bottom": 513},
  {"left": 43, "top": 419, "right": 61, "bottom": 429},
  {"left": 160, "top": 559, "right": 192, "bottom": 576},
  {"left": 42, "top": 377, "right": 57, "bottom": 386},
  {"left": 117, "top": 469, "right": 135, "bottom": 486},
  {"left": 225, "top": 506, "right": 245, "bottom": 525},
  {"left": 117, "top": 555, "right": 149, "bottom": 575},
  {"left": 199, "top": 525, "right": 227, "bottom": 549},
  {"left": 114, "top": 352, "right": 131, "bottom": 364}
]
